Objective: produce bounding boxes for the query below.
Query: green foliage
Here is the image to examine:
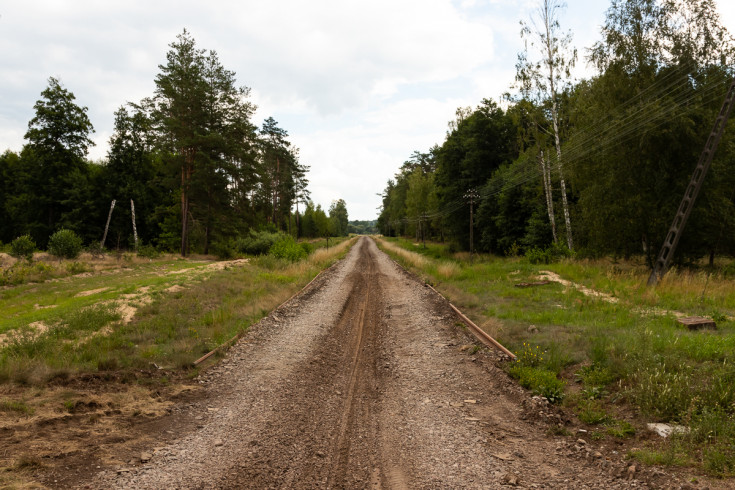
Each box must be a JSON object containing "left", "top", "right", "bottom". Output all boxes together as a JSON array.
[
  {"left": 630, "top": 364, "right": 693, "bottom": 421},
  {"left": 210, "top": 240, "right": 236, "bottom": 260},
  {"left": 515, "top": 342, "right": 544, "bottom": 367},
  {"left": 136, "top": 244, "right": 161, "bottom": 259},
  {"left": 576, "top": 364, "right": 616, "bottom": 389},
  {"left": 0, "top": 262, "right": 55, "bottom": 286},
  {"left": 508, "top": 364, "right": 566, "bottom": 403},
  {"left": 526, "top": 242, "right": 573, "bottom": 264},
  {"left": 329, "top": 199, "right": 350, "bottom": 237},
  {"left": 66, "top": 261, "right": 89, "bottom": 274},
  {"left": 606, "top": 421, "right": 636, "bottom": 438},
  {"left": 9, "top": 235, "right": 36, "bottom": 261},
  {"left": 237, "top": 230, "right": 284, "bottom": 256},
  {"left": 0, "top": 399, "right": 34, "bottom": 416},
  {"left": 299, "top": 242, "right": 314, "bottom": 255},
  {"left": 268, "top": 236, "right": 307, "bottom": 262},
  {"left": 577, "top": 400, "right": 611, "bottom": 425},
  {"left": 703, "top": 445, "right": 734, "bottom": 477},
  {"left": 47, "top": 229, "right": 83, "bottom": 259}
]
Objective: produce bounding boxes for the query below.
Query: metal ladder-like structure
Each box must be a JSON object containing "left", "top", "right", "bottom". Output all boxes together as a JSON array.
[{"left": 648, "top": 77, "right": 735, "bottom": 286}]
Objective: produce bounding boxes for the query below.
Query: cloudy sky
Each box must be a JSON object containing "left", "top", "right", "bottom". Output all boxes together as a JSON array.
[{"left": 1, "top": 1, "right": 733, "bottom": 219}]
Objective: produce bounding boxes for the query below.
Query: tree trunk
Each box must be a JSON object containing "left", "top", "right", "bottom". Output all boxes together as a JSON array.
[
  {"left": 539, "top": 151, "right": 557, "bottom": 244},
  {"left": 181, "top": 155, "right": 193, "bottom": 257},
  {"left": 553, "top": 121, "right": 573, "bottom": 251},
  {"left": 544, "top": 0, "right": 573, "bottom": 251}
]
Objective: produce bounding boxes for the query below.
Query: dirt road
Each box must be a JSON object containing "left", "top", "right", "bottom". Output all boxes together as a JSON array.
[{"left": 90, "top": 237, "right": 671, "bottom": 488}]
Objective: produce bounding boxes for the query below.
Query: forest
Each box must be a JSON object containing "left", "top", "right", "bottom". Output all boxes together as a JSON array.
[
  {"left": 377, "top": 0, "right": 735, "bottom": 269},
  {"left": 0, "top": 30, "right": 349, "bottom": 258}
]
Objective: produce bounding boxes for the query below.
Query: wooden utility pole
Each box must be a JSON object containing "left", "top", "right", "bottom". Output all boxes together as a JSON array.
[
  {"left": 464, "top": 189, "right": 480, "bottom": 262},
  {"left": 648, "top": 77, "right": 735, "bottom": 286},
  {"left": 131, "top": 199, "right": 138, "bottom": 252},
  {"left": 101, "top": 200, "right": 116, "bottom": 248}
]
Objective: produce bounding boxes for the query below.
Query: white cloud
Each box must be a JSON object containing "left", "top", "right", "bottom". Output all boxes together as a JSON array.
[{"left": 2, "top": 0, "right": 733, "bottom": 221}]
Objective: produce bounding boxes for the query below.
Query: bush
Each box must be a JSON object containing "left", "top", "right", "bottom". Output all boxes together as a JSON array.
[
  {"left": 47, "top": 229, "right": 83, "bottom": 259},
  {"left": 236, "top": 230, "right": 284, "bottom": 256},
  {"left": 136, "top": 244, "right": 161, "bottom": 259},
  {"left": 526, "top": 242, "right": 574, "bottom": 264},
  {"left": 269, "top": 236, "right": 307, "bottom": 262},
  {"left": 66, "top": 261, "right": 89, "bottom": 274},
  {"left": 299, "top": 242, "right": 314, "bottom": 255},
  {"left": 10, "top": 235, "right": 36, "bottom": 261},
  {"left": 210, "top": 240, "right": 236, "bottom": 260}
]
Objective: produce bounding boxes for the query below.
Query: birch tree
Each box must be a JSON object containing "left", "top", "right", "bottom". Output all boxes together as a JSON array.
[{"left": 517, "top": 0, "right": 576, "bottom": 250}]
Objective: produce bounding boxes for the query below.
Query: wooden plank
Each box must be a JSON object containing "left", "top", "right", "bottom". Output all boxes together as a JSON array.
[{"left": 677, "top": 316, "right": 717, "bottom": 330}]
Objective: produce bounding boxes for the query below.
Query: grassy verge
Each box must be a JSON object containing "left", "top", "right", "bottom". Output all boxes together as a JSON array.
[
  {"left": 376, "top": 236, "right": 735, "bottom": 478},
  {"left": 0, "top": 237, "right": 355, "bottom": 385}
]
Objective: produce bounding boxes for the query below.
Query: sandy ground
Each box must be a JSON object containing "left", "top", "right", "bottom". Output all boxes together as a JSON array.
[{"left": 69, "top": 237, "right": 724, "bottom": 489}]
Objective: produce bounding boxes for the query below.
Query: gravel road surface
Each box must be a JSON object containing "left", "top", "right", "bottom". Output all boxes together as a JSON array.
[{"left": 89, "top": 237, "right": 688, "bottom": 489}]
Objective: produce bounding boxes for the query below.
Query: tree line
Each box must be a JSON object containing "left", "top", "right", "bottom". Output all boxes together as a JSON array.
[
  {"left": 0, "top": 30, "right": 349, "bottom": 257},
  {"left": 378, "top": 0, "right": 735, "bottom": 266}
]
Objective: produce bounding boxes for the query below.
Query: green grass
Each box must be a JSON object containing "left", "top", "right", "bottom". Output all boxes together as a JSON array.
[
  {"left": 0, "top": 399, "right": 34, "bottom": 416},
  {"left": 0, "top": 238, "right": 355, "bottom": 385},
  {"left": 376, "top": 236, "right": 735, "bottom": 477}
]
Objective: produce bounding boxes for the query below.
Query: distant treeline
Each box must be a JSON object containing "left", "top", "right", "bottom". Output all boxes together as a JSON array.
[
  {"left": 0, "top": 30, "right": 348, "bottom": 256},
  {"left": 378, "top": 0, "right": 735, "bottom": 266},
  {"left": 348, "top": 220, "right": 378, "bottom": 235}
]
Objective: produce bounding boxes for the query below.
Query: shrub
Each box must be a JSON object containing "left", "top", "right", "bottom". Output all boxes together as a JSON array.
[
  {"left": 137, "top": 244, "right": 161, "bottom": 259},
  {"left": 526, "top": 247, "right": 552, "bottom": 264},
  {"left": 210, "top": 240, "right": 236, "bottom": 260},
  {"left": 299, "top": 242, "right": 314, "bottom": 255},
  {"left": 10, "top": 235, "right": 36, "bottom": 261},
  {"left": 237, "top": 230, "right": 284, "bottom": 256},
  {"left": 269, "top": 236, "right": 307, "bottom": 262},
  {"left": 66, "top": 261, "right": 89, "bottom": 274},
  {"left": 48, "top": 229, "right": 83, "bottom": 259},
  {"left": 526, "top": 242, "right": 574, "bottom": 264}
]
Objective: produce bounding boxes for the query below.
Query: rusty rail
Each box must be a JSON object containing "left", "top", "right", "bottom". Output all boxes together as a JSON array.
[{"left": 425, "top": 283, "right": 516, "bottom": 360}]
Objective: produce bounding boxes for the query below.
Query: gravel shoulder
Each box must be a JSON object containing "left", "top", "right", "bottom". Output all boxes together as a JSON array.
[{"left": 88, "top": 237, "right": 709, "bottom": 489}]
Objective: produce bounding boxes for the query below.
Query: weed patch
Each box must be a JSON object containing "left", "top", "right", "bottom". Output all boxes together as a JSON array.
[{"left": 508, "top": 364, "right": 566, "bottom": 403}]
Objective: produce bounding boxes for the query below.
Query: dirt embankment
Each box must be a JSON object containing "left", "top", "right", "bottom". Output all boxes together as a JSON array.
[{"left": 81, "top": 237, "right": 714, "bottom": 488}]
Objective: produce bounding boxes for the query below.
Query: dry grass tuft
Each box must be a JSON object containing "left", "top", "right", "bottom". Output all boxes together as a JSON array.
[
  {"left": 375, "top": 238, "right": 428, "bottom": 269},
  {"left": 308, "top": 237, "right": 356, "bottom": 266},
  {"left": 436, "top": 261, "right": 461, "bottom": 279}
]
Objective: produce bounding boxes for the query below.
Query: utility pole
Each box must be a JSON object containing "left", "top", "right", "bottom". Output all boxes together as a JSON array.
[
  {"left": 464, "top": 189, "right": 480, "bottom": 262},
  {"left": 101, "top": 200, "right": 116, "bottom": 249},
  {"left": 131, "top": 199, "right": 138, "bottom": 252},
  {"left": 648, "top": 77, "right": 735, "bottom": 286},
  {"left": 421, "top": 213, "right": 427, "bottom": 248}
]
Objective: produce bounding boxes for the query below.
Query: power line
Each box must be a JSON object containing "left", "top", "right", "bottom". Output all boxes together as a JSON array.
[{"left": 384, "top": 67, "right": 733, "bottom": 231}]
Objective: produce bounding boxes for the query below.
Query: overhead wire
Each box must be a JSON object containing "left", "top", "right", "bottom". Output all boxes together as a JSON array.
[{"left": 386, "top": 66, "right": 733, "bottom": 229}]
